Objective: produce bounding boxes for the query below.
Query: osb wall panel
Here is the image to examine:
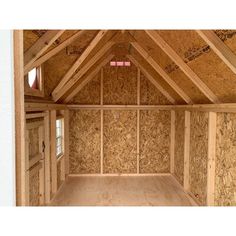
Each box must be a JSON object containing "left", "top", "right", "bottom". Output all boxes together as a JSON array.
[
  {"left": 189, "top": 111, "right": 208, "bottom": 205},
  {"left": 174, "top": 111, "right": 185, "bottom": 185},
  {"left": 103, "top": 110, "right": 137, "bottom": 173},
  {"left": 103, "top": 58, "right": 137, "bottom": 105},
  {"left": 70, "top": 72, "right": 101, "bottom": 104},
  {"left": 69, "top": 110, "right": 101, "bottom": 174},
  {"left": 29, "top": 171, "right": 40, "bottom": 206},
  {"left": 132, "top": 30, "right": 208, "bottom": 104},
  {"left": 140, "top": 110, "right": 171, "bottom": 173},
  {"left": 140, "top": 72, "right": 171, "bottom": 105},
  {"left": 57, "top": 161, "right": 62, "bottom": 189},
  {"left": 215, "top": 113, "right": 236, "bottom": 206},
  {"left": 28, "top": 127, "right": 39, "bottom": 157},
  {"left": 44, "top": 31, "right": 97, "bottom": 98}
]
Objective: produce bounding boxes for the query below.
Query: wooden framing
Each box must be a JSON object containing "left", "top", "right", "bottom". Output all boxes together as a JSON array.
[
  {"left": 206, "top": 112, "right": 217, "bottom": 206},
  {"left": 24, "top": 30, "right": 64, "bottom": 74},
  {"left": 63, "top": 110, "right": 70, "bottom": 176},
  {"left": 14, "top": 30, "right": 26, "bottom": 206},
  {"left": 127, "top": 55, "right": 176, "bottom": 104},
  {"left": 26, "top": 31, "right": 84, "bottom": 73},
  {"left": 145, "top": 30, "right": 220, "bottom": 104},
  {"left": 183, "top": 111, "right": 190, "bottom": 191},
  {"left": 137, "top": 68, "right": 141, "bottom": 174},
  {"left": 25, "top": 102, "right": 67, "bottom": 112},
  {"left": 170, "top": 110, "right": 175, "bottom": 174},
  {"left": 52, "top": 30, "right": 108, "bottom": 101},
  {"left": 197, "top": 30, "right": 236, "bottom": 75},
  {"left": 50, "top": 110, "right": 57, "bottom": 194},
  {"left": 64, "top": 54, "right": 114, "bottom": 103},
  {"left": 131, "top": 42, "right": 193, "bottom": 104},
  {"left": 100, "top": 68, "right": 104, "bottom": 174}
]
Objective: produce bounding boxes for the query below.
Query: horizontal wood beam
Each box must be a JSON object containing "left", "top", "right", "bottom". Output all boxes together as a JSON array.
[
  {"left": 25, "top": 102, "right": 67, "bottom": 112},
  {"left": 127, "top": 55, "right": 176, "bottom": 104},
  {"left": 145, "top": 30, "right": 220, "bottom": 104},
  {"left": 24, "top": 30, "right": 64, "bottom": 73},
  {"left": 24, "top": 30, "right": 84, "bottom": 74},
  {"left": 197, "top": 30, "right": 236, "bottom": 75},
  {"left": 53, "top": 41, "right": 114, "bottom": 102},
  {"left": 64, "top": 54, "right": 114, "bottom": 103},
  {"left": 131, "top": 42, "right": 193, "bottom": 104},
  {"left": 52, "top": 30, "right": 108, "bottom": 101}
]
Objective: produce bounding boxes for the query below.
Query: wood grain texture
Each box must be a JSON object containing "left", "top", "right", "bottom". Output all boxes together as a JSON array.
[
  {"left": 174, "top": 110, "right": 185, "bottom": 185},
  {"left": 57, "top": 160, "right": 62, "bottom": 189},
  {"left": 215, "top": 113, "right": 236, "bottom": 206},
  {"left": 140, "top": 72, "right": 171, "bottom": 105},
  {"left": 29, "top": 171, "right": 40, "bottom": 206},
  {"left": 189, "top": 111, "right": 209, "bottom": 205},
  {"left": 140, "top": 110, "right": 171, "bottom": 173},
  {"left": 103, "top": 110, "right": 137, "bottom": 173},
  {"left": 69, "top": 110, "right": 101, "bottom": 174}
]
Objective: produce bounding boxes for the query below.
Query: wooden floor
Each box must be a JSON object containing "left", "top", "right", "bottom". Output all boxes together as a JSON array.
[{"left": 50, "top": 175, "right": 196, "bottom": 206}]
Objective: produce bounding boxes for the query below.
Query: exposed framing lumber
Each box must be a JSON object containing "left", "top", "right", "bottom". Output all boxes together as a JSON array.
[
  {"left": 127, "top": 54, "right": 176, "bottom": 104},
  {"left": 207, "top": 112, "right": 217, "bottom": 206},
  {"left": 197, "top": 30, "right": 236, "bottom": 75},
  {"left": 24, "top": 30, "right": 64, "bottom": 74},
  {"left": 14, "top": 30, "right": 26, "bottom": 206},
  {"left": 184, "top": 111, "right": 190, "bottom": 191},
  {"left": 52, "top": 30, "right": 108, "bottom": 101},
  {"left": 56, "top": 42, "right": 114, "bottom": 102},
  {"left": 145, "top": 30, "right": 220, "bottom": 104},
  {"left": 170, "top": 110, "right": 175, "bottom": 174},
  {"left": 24, "top": 130, "right": 29, "bottom": 206},
  {"left": 50, "top": 110, "right": 57, "bottom": 194},
  {"left": 64, "top": 54, "right": 114, "bottom": 103},
  {"left": 25, "top": 102, "right": 67, "bottom": 112},
  {"left": 25, "top": 30, "right": 84, "bottom": 74},
  {"left": 63, "top": 110, "right": 70, "bottom": 176},
  {"left": 100, "top": 68, "right": 104, "bottom": 174},
  {"left": 131, "top": 42, "right": 193, "bottom": 104},
  {"left": 137, "top": 68, "right": 140, "bottom": 174}
]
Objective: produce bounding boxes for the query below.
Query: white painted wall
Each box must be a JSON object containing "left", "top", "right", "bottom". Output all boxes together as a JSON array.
[{"left": 0, "top": 30, "right": 16, "bottom": 206}]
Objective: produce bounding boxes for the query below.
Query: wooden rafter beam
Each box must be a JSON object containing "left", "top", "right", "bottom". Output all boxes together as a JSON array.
[
  {"left": 52, "top": 30, "right": 108, "bottom": 101},
  {"left": 64, "top": 54, "right": 114, "bottom": 103},
  {"left": 24, "top": 30, "right": 65, "bottom": 73},
  {"left": 197, "top": 30, "right": 236, "bottom": 75},
  {"left": 24, "top": 30, "right": 84, "bottom": 75},
  {"left": 145, "top": 30, "right": 220, "bottom": 104},
  {"left": 54, "top": 41, "right": 114, "bottom": 102},
  {"left": 127, "top": 54, "right": 176, "bottom": 104},
  {"left": 131, "top": 42, "right": 193, "bottom": 104}
]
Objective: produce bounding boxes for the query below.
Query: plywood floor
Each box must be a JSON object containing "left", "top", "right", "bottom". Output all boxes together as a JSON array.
[{"left": 50, "top": 175, "right": 196, "bottom": 206}]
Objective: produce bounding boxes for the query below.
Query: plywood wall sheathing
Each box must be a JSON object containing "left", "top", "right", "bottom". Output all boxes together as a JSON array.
[
  {"left": 103, "top": 57, "right": 137, "bottom": 105},
  {"left": 189, "top": 111, "right": 209, "bottom": 205},
  {"left": 69, "top": 110, "right": 101, "bottom": 174},
  {"left": 29, "top": 171, "right": 40, "bottom": 206},
  {"left": 70, "top": 73, "right": 101, "bottom": 104},
  {"left": 57, "top": 160, "right": 62, "bottom": 189},
  {"left": 140, "top": 72, "right": 172, "bottom": 105},
  {"left": 174, "top": 110, "right": 185, "bottom": 185},
  {"left": 215, "top": 113, "right": 236, "bottom": 206},
  {"left": 140, "top": 110, "right": 171, "bottom": 173},
  {"left": 103, "top": 110, "right": 137, "bottom": 173}
]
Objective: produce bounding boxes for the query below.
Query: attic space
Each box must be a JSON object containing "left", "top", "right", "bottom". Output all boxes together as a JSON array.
[{"left": 16, "top": 30, "right": 236, "bottom": 206}]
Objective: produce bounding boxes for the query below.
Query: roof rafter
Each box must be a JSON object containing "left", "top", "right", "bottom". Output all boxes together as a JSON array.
[
  {"left": 64, "top": 54, "right": 114, "bottom": 103},
  {"left": 54, "top": 41, "right": 114, "bottom": 102},
  {"left": 196, "top": 30, "right": 236, "bottom": 75},
  {"left": 131, "top": 41, "right": 193, "bottom": 104},
  {"left": 52, "top": 30, "right": 108, "bottom": 101},
  {"left": 24, "top": 30, "right": 65, "bottom": 73},
  {"left": 24, "top": 30, "right": 84, "bottom": 75},
  {"left": 145, "top": 30, "right": 220, "bottom": 104},
  {"left": 127, "top": 54, "right": 176, "bottom": 104}
]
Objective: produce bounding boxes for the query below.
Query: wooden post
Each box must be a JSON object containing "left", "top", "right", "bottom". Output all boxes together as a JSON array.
[
  {"left": 137, "top": 68, "right": 140, "bottom": 174},
  {"left": 184, "top": 111, "right": 190, "bottom": 191},
  {"left": 207, "top": 112, "right": 217, "bottom": 206},
  {"left": 44, "top": 111, "right": 51, "bottom": 204},
  {"left": 14, "top": 30, "right": 26, "bottom": 206},
  {"left": 64, "top": 110, "right": 70, "bottom": 175},
  {"left": 25, "top": 130, "right": 30, "bottom": 206},
  {"left": 170, "top": 110, "right": 175, "bottom": 174},
  {"left": 60, "top": 112, "right": 66, "bottom": 182},
  {"left": 100, "top": 68, "right": 104, "bottom": 174},
  {"left": 50, "top": 110, "right": 57, "bottom": 194}
]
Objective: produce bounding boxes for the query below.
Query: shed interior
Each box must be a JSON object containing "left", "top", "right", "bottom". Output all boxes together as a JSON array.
[{"left": 16, "top": 30, "right": 236, "bottom": 206}]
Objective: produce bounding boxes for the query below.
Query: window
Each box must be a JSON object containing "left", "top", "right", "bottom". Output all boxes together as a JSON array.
[
  {"left": 56, "top": 118, "right": 64, "bottom": 157},
  {"left": 110, "top": 61, "right": 131, "bottom": 67}
]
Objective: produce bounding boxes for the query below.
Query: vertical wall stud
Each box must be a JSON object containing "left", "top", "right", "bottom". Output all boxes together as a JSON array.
[
  {"left": 100, "top": 68, "right": 104, "bottom": 174},
  {"left": 25, "top": 129, "right": 30, "bottom": 206},
  {"left": 170, "top": 110, "right": 175, "bottom": 174},
  {"left": 137, "top": 68, "right": 141, "bottom": 174},
  {"left": 50, "top": 110, "right": 57, "bottom": 194},
  {"left": 64, "top": 110, "right": 70, "bottom": 176},
  {"left": 184, "top": 111, "right": 190, "bottom": 191},
  {"left": 207, "top": 112, "right": 217, "bottom": 206}
]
